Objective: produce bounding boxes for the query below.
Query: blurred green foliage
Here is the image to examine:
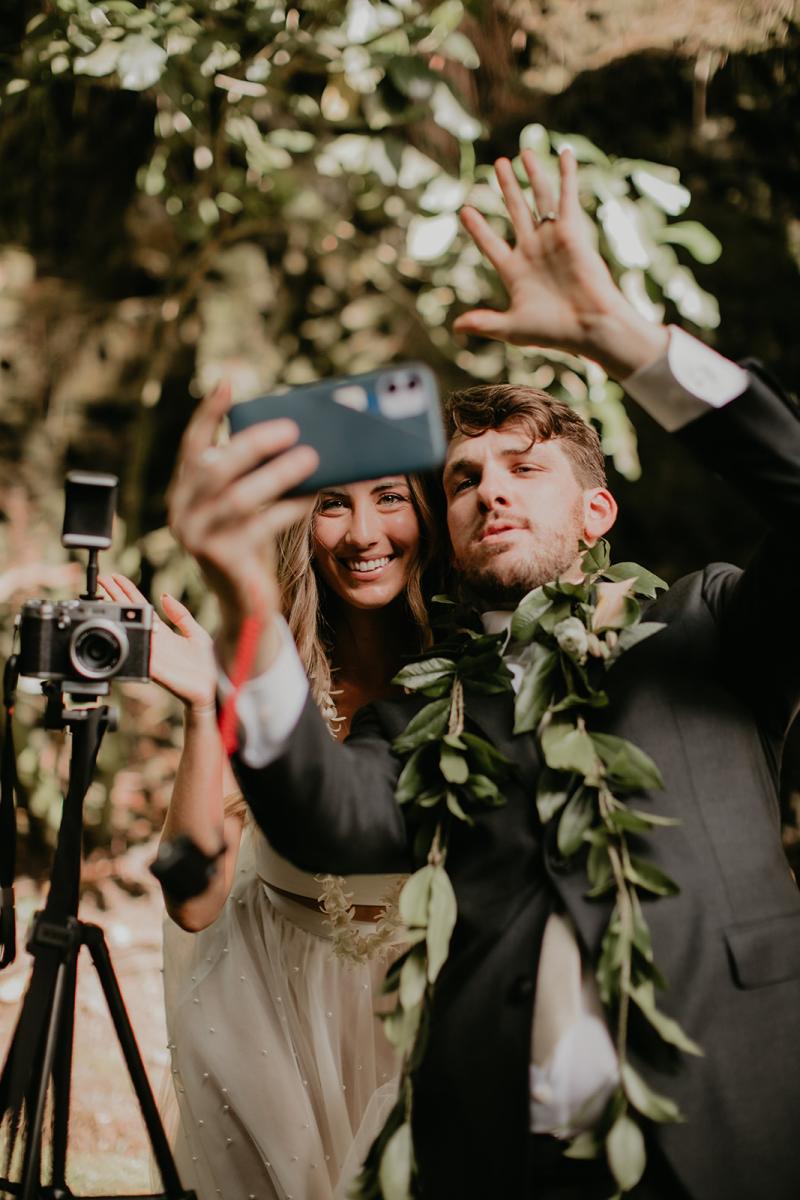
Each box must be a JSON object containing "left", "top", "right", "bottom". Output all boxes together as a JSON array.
[{"left": 0, "top": 0, "right": 727, "bottom": 857}]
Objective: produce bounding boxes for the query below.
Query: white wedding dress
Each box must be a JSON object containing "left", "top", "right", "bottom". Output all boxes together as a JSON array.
[{"left": 162, "top": 822, "right": 404, "bottom": 1200}]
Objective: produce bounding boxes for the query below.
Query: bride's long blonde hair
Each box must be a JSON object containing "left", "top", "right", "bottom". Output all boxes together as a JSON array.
[
  {"left": 275, "top": 475, "right": 437, "bottom": 726},
  {"left": 224, "top": 476, "right": 439, "bottom": 819}
]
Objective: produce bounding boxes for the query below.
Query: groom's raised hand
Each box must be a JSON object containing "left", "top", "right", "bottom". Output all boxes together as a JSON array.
[
  {"left": 168, "top": 382, "right": 318, "bottom": 673},
  {"left": 454, "top": 148, "right": 668, "bottom": 380}
]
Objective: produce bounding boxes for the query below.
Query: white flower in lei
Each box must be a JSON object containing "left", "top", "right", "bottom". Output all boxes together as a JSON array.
[
  {"left": 351, "top": 541, "right": 701, "bottom": 1200},
  {"left": 317, "top": 874, "right": 405, "bottom": 964}
]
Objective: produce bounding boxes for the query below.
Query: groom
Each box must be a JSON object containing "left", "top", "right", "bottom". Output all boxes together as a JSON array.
[{"left": 169, "top": 148, "right": 800, "bottom": 1199}]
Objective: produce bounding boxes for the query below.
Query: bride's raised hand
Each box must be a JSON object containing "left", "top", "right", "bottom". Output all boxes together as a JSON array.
[
  {"left": 453, "top": 148, "right": 666, "bottom": 378},
  {"left": 98, "top": 573, "right": 216, "bottom": 713}
]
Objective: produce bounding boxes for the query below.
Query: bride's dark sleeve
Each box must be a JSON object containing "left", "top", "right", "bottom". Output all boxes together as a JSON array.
[
  {"left": 678, "top": 361, "right": 800, "bottom": 736},
  {"left": 231, "top": 693, "right": 413, "bottom": 876}
]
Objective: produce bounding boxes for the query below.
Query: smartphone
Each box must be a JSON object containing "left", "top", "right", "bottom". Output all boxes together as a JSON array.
[{"left": 227, "top": 363, "right": 445, "bottom": 495}]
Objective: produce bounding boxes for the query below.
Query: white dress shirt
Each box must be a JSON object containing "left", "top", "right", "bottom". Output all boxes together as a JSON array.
[{"left": 220, "top": 328, "right": 750, "bottom": 1134}]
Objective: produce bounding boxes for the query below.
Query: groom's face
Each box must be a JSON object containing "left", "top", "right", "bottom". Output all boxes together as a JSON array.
[{"left": 443, "top": 419, "right": 592, "bottom": 606}]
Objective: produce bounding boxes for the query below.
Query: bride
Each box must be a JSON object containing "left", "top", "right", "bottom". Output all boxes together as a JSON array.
[{"left": 101, "top": 469, "right": 436, "bottom": 1200}]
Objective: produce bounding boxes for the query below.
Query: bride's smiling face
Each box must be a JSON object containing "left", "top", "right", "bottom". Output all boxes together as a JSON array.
[{"left": 312, "top": 477, "right": 421, "bottom": 611}]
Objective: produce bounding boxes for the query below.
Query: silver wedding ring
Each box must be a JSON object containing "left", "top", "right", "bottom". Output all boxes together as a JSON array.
[{"left": 537, "top": 211, "right": 558, "bottom": 224}]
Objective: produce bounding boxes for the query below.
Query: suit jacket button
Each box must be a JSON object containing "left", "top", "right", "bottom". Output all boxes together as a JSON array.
[{"left": 508, "top": 975, "right": 535, "bottom": 1003}]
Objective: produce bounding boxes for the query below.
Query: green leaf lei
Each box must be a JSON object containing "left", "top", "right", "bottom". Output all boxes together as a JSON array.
[{"left": 352, "top": 541, "right": 701, "bottom": 1200}]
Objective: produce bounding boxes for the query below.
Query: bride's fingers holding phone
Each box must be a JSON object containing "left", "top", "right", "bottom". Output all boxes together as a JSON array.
[
  {"left": 174, "top": 381, "right": 232, "bottom": 477},
  {"left": 170, "top": 419, "right": 317, "bottom": 551},
  {"left": 252, "top": 495, "right": 316, "bottom": 546},
  {"left": 218, "top": 435, "right": 319, "bottom": 523}
]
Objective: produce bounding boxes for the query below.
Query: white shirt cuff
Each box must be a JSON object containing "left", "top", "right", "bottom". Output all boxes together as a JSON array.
[
  {"left": 216, "top": 616, "right": 309, "bottom": 769},
  {"left": 623, "top": 325, "right": 749, "bottom": 432}
]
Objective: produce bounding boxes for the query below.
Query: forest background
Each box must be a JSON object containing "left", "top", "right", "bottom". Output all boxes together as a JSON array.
[{"left": 0, "top": 0, "right": 798, "bottom": 1187}]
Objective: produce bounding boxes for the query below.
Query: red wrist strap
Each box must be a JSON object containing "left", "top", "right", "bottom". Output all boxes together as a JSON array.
[{"left": 218, "top": 615, "right": 264, "bottom": 755}]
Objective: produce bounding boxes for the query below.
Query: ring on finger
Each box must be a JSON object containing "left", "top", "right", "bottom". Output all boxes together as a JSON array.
[{"left": 537, "top": 211, "right": 558, "bottom": 225}]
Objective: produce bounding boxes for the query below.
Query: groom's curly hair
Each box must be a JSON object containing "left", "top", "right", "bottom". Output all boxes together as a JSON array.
[{"left": 443, "top": 384, "right": 607, "bottom": 489}]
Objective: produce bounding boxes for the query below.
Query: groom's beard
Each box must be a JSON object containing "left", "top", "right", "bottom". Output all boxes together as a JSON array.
[{"left": 456, "top": 506, "right": 584, "bottom": 609}]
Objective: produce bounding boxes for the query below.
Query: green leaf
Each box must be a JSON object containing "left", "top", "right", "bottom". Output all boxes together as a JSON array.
[
  {"left": 536, "top": 599, "right": 573, "bottom": 634},
  {"left": 388, "top": 56, "right": 438, "bottom": 101},
  {"left": 550, "top": 689, "right": 609, "bottom": 715},
  {"left": 586, "top": 839, "right": 614, "bottom": 896},
  {"left": 399, "top": 950, "right": 428, "bottom": 1010},
  {"left": 657, "top": 220, "right": 722, "bottom": 265},
  {"left": 513, "top": 647, "right": 558, "bottom": 734},
  {"left": 536, "top": 767, "right": 569, "bottom": 823},
  {"left": 426, "top": 866, "right": 457, "bottom": 983},
  {"left": 399, "top": 865, "right": 434, "bottom": 928},
  {"left": 465, "top": 671, "right": 515, "bottom": 695},
  {"left": 551, "top": 131, "right": 611, "bottom": 165},
  {"left": 581, "top": 539, "right": 611, "bottom": 575},
  {"left": 381, "top": 1002, "right": 422, "bottom": 1053},
  {"left": 630, "top": 894, "right": 653, "bottom": 962},
  {"left": 446, "top": 789, "right": 473, "bottom": 823},
  {"left": 416, "top": 789, "right": 445, "bottom": 808},
  {"left": 393, "top": 698, "right": 451, "bottom": 754},
  {"left": 440, "top": 744, "right": 469, "bottom": 784},
  {"left": 606, "top": 1113, "right": 646, "bottom": 1191},
  {"left": 613, "top": 622, "right": 666, "bottom": 657},
  {"left": 441, "top": 30, "right": 480, "bottom": 68},
  {"left": 608, "top": 807, "right": 679, "bottom": 833},
  {"left": 395, "top": 747, "right": 426, "bottom": 805},
  {"left": 602, "top": 563, "right": 667, "bottom": 599},
  {"left": 378, "top": 1121, "right": 414, "bottom": 1200},
  {"left": 628, "top": 984, "right": 703, "bottom": 1056},
  {"left": 564, "top": 1130, "right": 600, "bottom": 1160},
  {"left": 393, "top": 657, "right": 456, "bottom": 692},
  {"left": 466, "top": 774, "right": 502, "bottom": 804},
  {"left": 625, "top": 856, "right": 679, "bottom": 897},
  {"left": 621, "top": 1062, "right": 684, "bottom": 1124},
  {"left": 430, "top": 0, "right": 467, "bottom": 34},
  {"left": 541, "top": 721, "right": 602, "bottom": 780},
  {"left": 510, "top": 586, "right": 551, "bottom": 644},
  {"left": 353, "top": 1093, "right": 406, "bottom": 1196},
  {"left": 591, "top": 733, "right": 664, "bottom": 791},
  {"left": 557, "top": 787, "right": 595, "bottom": 857},
  {"left": 461, "top": 732, "right": 513, "bottom": 777}
]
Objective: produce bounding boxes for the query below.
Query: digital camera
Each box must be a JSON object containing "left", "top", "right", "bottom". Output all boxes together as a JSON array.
[{"left": 18, "top": 597, "right": 152, "bottom": 685}]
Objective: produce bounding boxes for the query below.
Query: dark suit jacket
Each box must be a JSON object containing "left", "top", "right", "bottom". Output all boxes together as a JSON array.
[{"left": 234, "top": 367, "right": 800, "bottom": 1200}]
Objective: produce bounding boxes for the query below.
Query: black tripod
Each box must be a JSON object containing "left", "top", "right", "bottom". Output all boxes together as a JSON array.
[{"left": 0, "top": 681, "right": 193, "bottom": 1200}]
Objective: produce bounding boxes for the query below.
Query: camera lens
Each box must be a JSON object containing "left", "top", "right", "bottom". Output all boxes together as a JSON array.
[{"left": 69, "top": 618, "right": 130, "bottom": 680}]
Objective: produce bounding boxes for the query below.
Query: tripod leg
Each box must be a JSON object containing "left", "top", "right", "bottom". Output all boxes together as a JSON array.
[
  {"left": 82, "top": 924, "right": 185, "bottom": 1199},
  {"left": 50, "top": 954, "right": 78, "bottom": 1196},
  {"left": 19, "top": 958, "right": 70, "bottom": 1200}
]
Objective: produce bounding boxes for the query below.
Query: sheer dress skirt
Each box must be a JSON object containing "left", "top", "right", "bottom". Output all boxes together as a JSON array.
[{"left": 162, "top": 825, "right": 403, "bottom": 1200}]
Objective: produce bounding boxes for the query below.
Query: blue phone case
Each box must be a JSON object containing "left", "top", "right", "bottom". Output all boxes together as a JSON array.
[{"left": 227, "top": 363, "right": 446, "bottom": 494}]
